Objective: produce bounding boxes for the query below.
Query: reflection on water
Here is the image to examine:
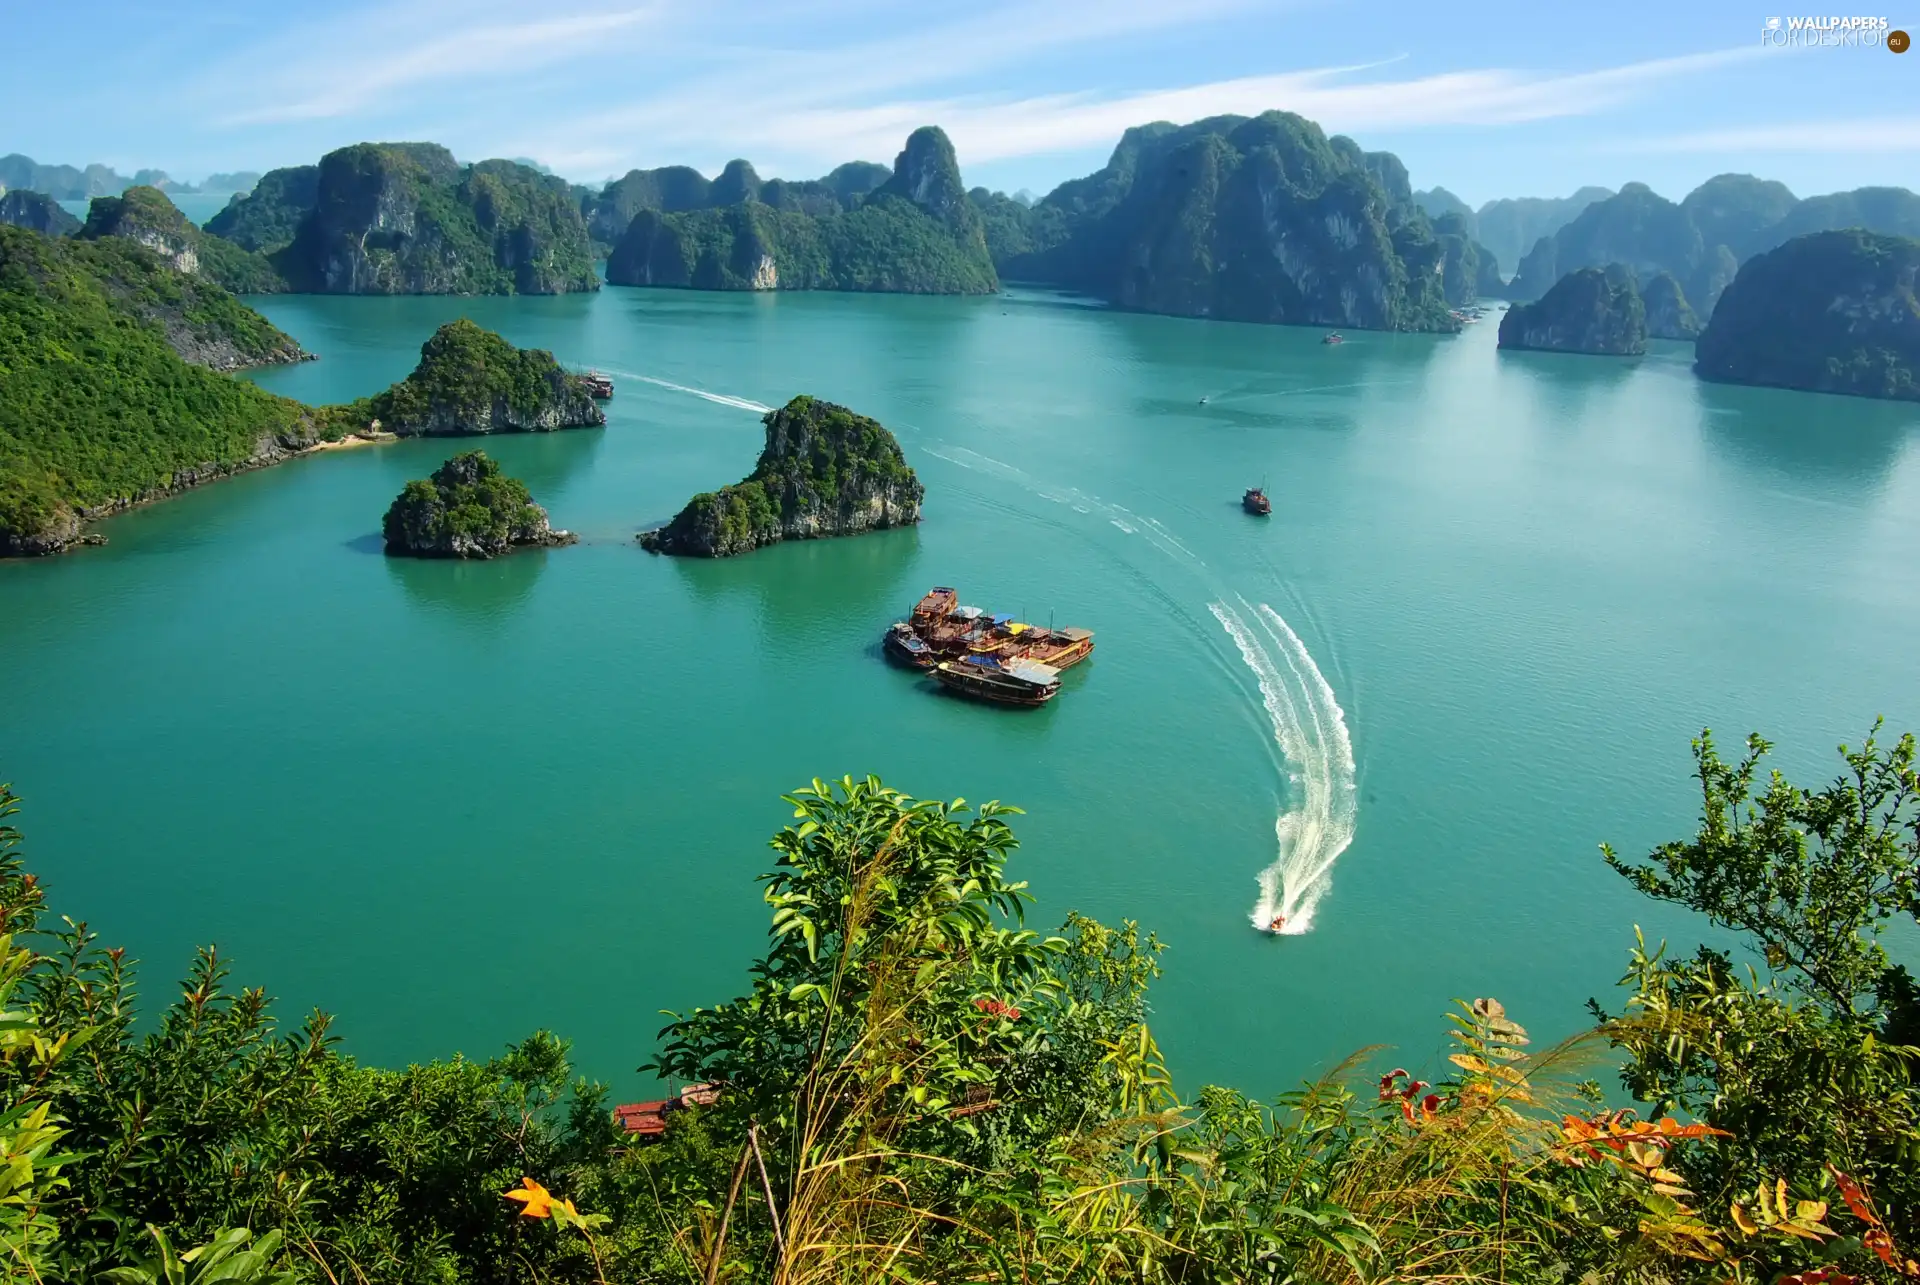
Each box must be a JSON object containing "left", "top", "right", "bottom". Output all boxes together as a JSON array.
[
  {"left": 1495, "top": 346, "right": 1643, "bottom": 394},
  {"left": 384, "top": 544, "right": 556, "bottom": 623},
  {"left": 1694, "top": 379, "right": 1919, "bottom": 486},
  {"left": 668, "top": 525, "right": 922, "bottom": 636}
]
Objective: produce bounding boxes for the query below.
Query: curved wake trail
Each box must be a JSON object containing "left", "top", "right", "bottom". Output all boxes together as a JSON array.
[
  {"left": 597, "top": 369, "right": 773, "bottom": 414},
  {"left": 930, "top": 443, "right": 1359, "bottom": 935},
  {"left": 1209, "top": 599, "right": 1357, "bottom": 935}
]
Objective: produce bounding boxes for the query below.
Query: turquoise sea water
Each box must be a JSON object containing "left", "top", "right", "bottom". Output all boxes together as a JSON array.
[{"left": 3, "top": 285, "right": 1917, "bottom": 1100}]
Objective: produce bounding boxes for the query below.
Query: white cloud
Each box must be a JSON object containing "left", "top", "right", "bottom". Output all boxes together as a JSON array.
[
  {"left": 216, "top": 3, "right": 658, "bottom": 126},
  {"left": 714, "top": 47, "right": 1764, "bottom": 169},
  {"left": 506, "top": 43, "right": 1763, "bottom": 179},
  {"left": 1616, "top": 117, "right": 1920, "bottom": 153}
]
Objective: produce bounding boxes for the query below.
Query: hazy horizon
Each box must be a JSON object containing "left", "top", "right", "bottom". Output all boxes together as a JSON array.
[{"left": 6, "top": 0, "right": 1916, "bottom": 208}]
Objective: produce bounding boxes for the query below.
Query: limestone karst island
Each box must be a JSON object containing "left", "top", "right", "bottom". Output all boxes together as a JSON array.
[{"left": 1, "top": 7, "right": 1916, "bottom": 1284}]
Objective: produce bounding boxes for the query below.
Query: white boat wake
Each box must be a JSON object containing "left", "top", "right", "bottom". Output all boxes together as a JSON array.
[
  {"left": 598, "top": 370, "right": 773, "bottom": 414},
  {"left": 925, "top": 443, "right": 1359, "bottom": 935},
  {"left": 1209, "top": 599, "right": 1357, "bottom": 935}
]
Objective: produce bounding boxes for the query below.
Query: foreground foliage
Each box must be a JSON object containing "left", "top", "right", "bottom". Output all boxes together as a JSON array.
[{"left": 0, "top": 725, "right": 1914, "bottom": 1283}]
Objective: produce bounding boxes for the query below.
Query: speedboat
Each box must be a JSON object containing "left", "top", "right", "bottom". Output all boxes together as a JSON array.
[
  {"left": 1322, "top": 332, "right": 1344, "bottom": 345},
  {"left": 883, "top": 621, "right": 935, "bottom": 668},
  {"left": 1267, "top": 914, "right": 1286, "bottom": 933}
]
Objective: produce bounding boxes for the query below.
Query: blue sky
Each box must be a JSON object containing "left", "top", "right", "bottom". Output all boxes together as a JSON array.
[{"left": 5, "top": 0, "right": 1915, "bottom": 205}]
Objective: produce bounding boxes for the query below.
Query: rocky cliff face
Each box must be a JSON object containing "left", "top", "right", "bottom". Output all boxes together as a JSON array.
[
  {"left": 1508, "top": 184, "right": 1715, "bottom": 306},
  {"left": 383, "top": 450, "right": 576, "bottom": 558},
  {"left": 1414, "top": 186, "right": 1475, "bottom": 235},
  {"left": 1696, "top": 229, "right": 1919, "bottom": 401},
  {"left": 585, "top": 159, "right": 894, "bottom": 249},
  {"left": 640, "top": 396, "right": 923, "bottom": 557},
  {"left": 1642, "top": 271, "right": 1702, "bottom": 340},
  {"left": 1505, "top": 176, "right": 1920, "bottom": 317},
  {"left": 1680, "top": 174, "right": 1799, "bottom": 261},
  {"left": 995, "top": 112, "right": 1457, "bottom": 331},
  {"left": 1497, "top": 265, "right": 1646, "bottom": 355},
  {"left": 0, "top": 191, "right": 80, "bottom": 237},
  {"left": 78, "top": 186, "right": 286, "bottom": 293},
  {"left": 355, "top": 319, "right": 605, "bottom": 435},
  {"left": 585, "top": 165, "right": 713, "bottom": 245},
  {"left": 1433, "top": 213, "right": 1503, "bottom": 305},
  {"left": 0, "top": 224, "right": 322, "bottom": 556},
  {"left": 204, "top": 165, "right": 319, "bottom": 253},
  {"left": 875, "top": 127, "right": 976, "bottom": 230},
  {"left": 267, "top": 144, "right": 598, "bottom": 295},
  {"left": 1473, "top": 188, "right": 1614, "bottom": 275},
  {"left": 605, "top": 127, "right": 996, "bottom": 295}
]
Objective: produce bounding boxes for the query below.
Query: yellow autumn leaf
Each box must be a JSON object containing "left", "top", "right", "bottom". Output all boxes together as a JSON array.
[
  {"left": 1731, "top": 1202, "right": 1758, "bottom": 1236},
  {"left": 1449, "top": 1053, "right": 1491, "bottom": 1073},
  {"left": 1775, "top": 1177, "right": 1790, "bottom": 1218},
  {"left": 1795, "top": 1199, "right": 1829, "bottom": 1224}
]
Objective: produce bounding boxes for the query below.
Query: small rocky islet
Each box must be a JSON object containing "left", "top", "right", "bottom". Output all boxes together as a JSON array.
[
  {"left": 383, "top": 451, "right": 576, "bottom": 559},
  {"left": 1497, "top": 265, "right": 1647, "bottom": 356},
  {"left": 0, "top": 219, "right": 604, "bottom": 555},
  {"left": 639, "top": 395, "right": 923, "bottom": 557}
]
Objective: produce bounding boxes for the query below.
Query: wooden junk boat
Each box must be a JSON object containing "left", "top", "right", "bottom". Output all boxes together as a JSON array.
[
  {"left": 580, "top": 371, "right": 615, "bottom": 399},
  {"left": 934, "top": 656, "right": 1061, "bottom": 707},
  {"left": 888, "top": 586, "right": 1094, "bottom": 672},
  {"left": 1242, "top": 487, "right": 1272, "bottom": 516},
  {"left": 886, "top": 585, "right": 1093, "bottom": 707}
]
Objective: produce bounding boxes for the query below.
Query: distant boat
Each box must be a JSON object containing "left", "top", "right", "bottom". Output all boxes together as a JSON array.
[
  {"left": 1322, "top": 333, "right": 1344, "bottom": 345},
  {"left": 1266, "top": 914, "right": 1286, "bottom": 933},
  {"left": 1242, "top": 487, "right": 1271, "bottom": 516},
  {"left": 580, "top": 371, "right": 614, "bottom": 398},
  {"left": 1199, "top": 396, "right": 1209, "bottom": 404}
]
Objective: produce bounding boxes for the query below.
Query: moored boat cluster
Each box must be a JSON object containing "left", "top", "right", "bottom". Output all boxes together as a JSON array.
[{"left": 884, "top": 585, "right": 1094, "bottom": 707}]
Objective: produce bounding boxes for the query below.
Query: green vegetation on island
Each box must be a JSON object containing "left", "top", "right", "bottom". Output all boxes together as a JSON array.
[
  {"left": 983, "top": 112, "right": 1459, "bottom": 331},
  {"left": 605, "top": 128, "right": 997, "bottom": 295},
  {"left": 338, "top": 318, "right": 606, "bottom": 436},
  {"left": 1433, "top": 212, "right": 1504, "bottom": 305},
  {"left": 0, "top": 224, "right": 319, "bottom": 554},
  {"left": 0, "top": 721, "right": 1916, "bottom": 1282},
  {"left": 0, "top": 221, "right": 605, "bottom": 555},
  {"left": 640, "top": 395, "right": 923, "bottom": 556},
  {"left": 0, "top": 190, "right": 80, "bottom": 237},
  {"left": 1497, "top": 265, "right": 1647, "bottom": 355},
  {"left": 1696, "top": 229, "right": 1920, "bottom": 402},
  {"left": 584, "top": 159, "right": 897, "bottom": 251},
  {"left": 383, "top": 449, "right": 576, "bottom": 558},
  {"left": 1642, "top": 270, "right": 1703, "bottom": 340},
  {"left": 203, "top": 144, "right": 598, "bottom": 295},
  {"left": 1507, "top": 175, "right": 1920, "bottom": 316},
  {"left": 1472, "top": 187, "right": 1616, "bottom": 275},
  {"left": 77, "top": 185, "right": 288, "bottom": 294},
  {"left": 203, "top": 164, "right": 319, "bottom": 254}
]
